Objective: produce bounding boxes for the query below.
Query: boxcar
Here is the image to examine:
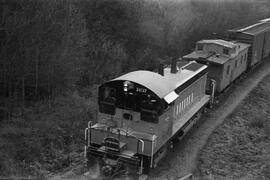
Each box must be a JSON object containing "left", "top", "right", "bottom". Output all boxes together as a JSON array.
[{"left": 228, "top": 20, "right": 270, "bottom": 69}]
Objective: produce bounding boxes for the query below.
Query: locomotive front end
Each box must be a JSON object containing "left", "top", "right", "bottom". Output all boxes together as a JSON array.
[{"left": 85, "top": 71, "right": 171, "bottom": 177}]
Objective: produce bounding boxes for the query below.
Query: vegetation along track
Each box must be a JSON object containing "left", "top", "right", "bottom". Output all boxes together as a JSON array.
[
  {"left": 50, "top": 59, "right": 270, "bottom": 180},
  {"left": 149, "top": 59, "right": 270, "bottom": 180}
]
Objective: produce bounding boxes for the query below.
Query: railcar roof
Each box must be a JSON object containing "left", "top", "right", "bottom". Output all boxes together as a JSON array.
[
  {"left": 228, "top": 21, "right": 270, "bottom": 36},
  {"left": 108, "top": 62, "right": 207, "bottom": 99},
  {"left": 197, "top": 39, "right": 236, "bottom": 49},
  {"left": 184, "top": 42, "right": 250, "bottom": 65},
  {"left": 183, "top": 51, "right": 213, "bottom": 60},
  {"left": 184, "top": 51, "right": 229, "bottom": 65},
  {"left": 236, "top": 42, "right": 251, "bottom": 52},
  {"left": 260, "top": 18, "right": 270, "bottom": 23}
]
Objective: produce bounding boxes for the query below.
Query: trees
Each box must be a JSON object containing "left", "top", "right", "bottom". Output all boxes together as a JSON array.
[
  {"left": 77, "top": 0, "right": 142, "bottom": 85},
  {"left": 0, "top": 0, "right": 88, "bottom": 117},
  {"left": 1, "top": 0, "right": 269, "bottom": 115}
]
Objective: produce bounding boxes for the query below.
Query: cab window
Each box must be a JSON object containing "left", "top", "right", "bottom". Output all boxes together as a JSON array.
[
  {"left": 98, "top": 87, "right": 116, "bottom": 115},
  {"left": 197, "top": 44, "right": 203, "bottom": 51},
  {"left": 140, "top": 95, "right": 162, "bottom": 123},
  {"left": 223, "top": 48, "right": 229, "bottom": 55}
]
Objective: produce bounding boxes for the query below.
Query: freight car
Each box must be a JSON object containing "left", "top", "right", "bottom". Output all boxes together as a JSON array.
[
  {"left": 85, "top": 61, "right": 215, "bottom": 177},
  {"left": 228, "top": 18, "right": 270, "bottom": 69}
]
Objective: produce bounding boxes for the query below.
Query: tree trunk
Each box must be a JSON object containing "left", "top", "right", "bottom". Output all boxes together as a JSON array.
[
  {"left": 22, "top": 75, "right": 25, "bottom": 118},
  {"left": 8, "top": 78, "right": 12, "bottom": 121},
  {"left": 35, "top": 46, "right": 39, "bottom": 99}
]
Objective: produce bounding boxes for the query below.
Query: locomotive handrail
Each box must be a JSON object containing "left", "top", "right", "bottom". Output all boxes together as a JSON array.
[
  {"left": 118, "top": 128, "right": 145, "bottom": 173},
  {"left": 115, "top": 128, "right": 145, "bottom": 152},
  {"left": 210, "top": 79, "right": 216, "bottom": 104},
  {"left": 88, "top": 121, "right": 92, "bottom": 129},
  {"left": 137, "top": 139, "right": 145, "bottom": 175},
  {"left": 137, "top": 139, "right": 145, "bottom": 154},
  {"left": 88, "top": 121, "right": 92, "bottom": 146},
  {"left": 86, "top": 124, "right": 145, "bottom": 153},
  {"left": 84, "top": 121, "right": 92, "bottom": 157},
  {"left": 84, "top": 128, "right": 88, "bottom": 157}
]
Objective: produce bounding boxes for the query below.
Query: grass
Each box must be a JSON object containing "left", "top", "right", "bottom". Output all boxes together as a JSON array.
[
  {"left": 0, "top": 86, "right": 98, "bottom": 178},
  {"left": 196, "top": 74, "right": 270, "bottom": 180}
]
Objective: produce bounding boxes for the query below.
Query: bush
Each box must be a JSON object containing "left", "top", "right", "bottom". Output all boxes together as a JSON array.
[{"left": 248, "top": 118, "right": 265, "bottom": 129}]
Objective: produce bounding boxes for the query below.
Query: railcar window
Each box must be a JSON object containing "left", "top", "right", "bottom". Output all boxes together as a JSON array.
[
  {"left": 227, "top": 65, "right": 230, "bottom": 76},
  {"left": 197, "top": 44, "right": 203, "bottom": 51},
  {"left": 223, "top": 48, "right": 229, "bottom": 55}
]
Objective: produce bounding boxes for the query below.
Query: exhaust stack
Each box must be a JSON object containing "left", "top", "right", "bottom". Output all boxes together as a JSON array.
[
  {"left": 171, "top": 58, "right": 177, "bottom": 74},
  {"left": 158, "top": 64, "right": 164, "bottom": 76}
]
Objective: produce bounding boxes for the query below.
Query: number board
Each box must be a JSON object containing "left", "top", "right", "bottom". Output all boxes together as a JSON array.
[{"left": 136, "top": 87, "right": 147, "bottom": 93}]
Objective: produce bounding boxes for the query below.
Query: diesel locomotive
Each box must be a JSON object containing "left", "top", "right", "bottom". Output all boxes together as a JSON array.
[
  {"left": 85, "top": 60, "right": 215, "bottom": 177},
  {"left": 84, "top": 18, "right": 270, "bottom": 178}
]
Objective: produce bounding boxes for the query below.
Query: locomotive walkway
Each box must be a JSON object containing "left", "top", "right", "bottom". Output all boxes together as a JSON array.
[{"left": 149, "top": 59, "right": 270, "bottom": 179}]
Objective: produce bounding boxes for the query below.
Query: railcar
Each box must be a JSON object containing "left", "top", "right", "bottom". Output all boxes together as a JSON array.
[
  {"left": 183, "top": 39, "right": 250, "bottom": 93},
  {"left": 84, "top": 61, "right": 215, "bottom": 177},
  {"left": 228, "top": 18, "right": 270, "bottom": 69}
]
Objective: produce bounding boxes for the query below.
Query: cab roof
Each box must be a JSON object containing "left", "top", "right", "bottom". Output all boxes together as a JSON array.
[{"left": 107, "top": 61, "right": 207, "bottom": 101}]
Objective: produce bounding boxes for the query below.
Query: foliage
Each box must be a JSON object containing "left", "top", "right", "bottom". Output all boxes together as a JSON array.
[
  {"left": 0, "top": 92, "right": 94, "bottom": 176},
  {"left": 1, "top": 0, "right": 270, "bottom": 100},
  {"left": 197, "top": 75, "right": 270, "bottom": 179}
]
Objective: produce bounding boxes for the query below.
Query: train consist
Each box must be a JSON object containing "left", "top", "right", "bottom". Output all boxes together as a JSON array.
[{"left": 84, "top": 18, "right": 270, "bottom": 178}]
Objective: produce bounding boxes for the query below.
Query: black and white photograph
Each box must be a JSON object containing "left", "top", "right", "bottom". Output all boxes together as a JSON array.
[{"left": 0, "top": 0, "right": 270, "bottom": 179}]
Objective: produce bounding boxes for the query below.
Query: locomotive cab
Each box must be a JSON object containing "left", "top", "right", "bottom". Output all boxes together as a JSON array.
[{"left": 98, "top": 81, "right": 166, "bottom": 125}]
